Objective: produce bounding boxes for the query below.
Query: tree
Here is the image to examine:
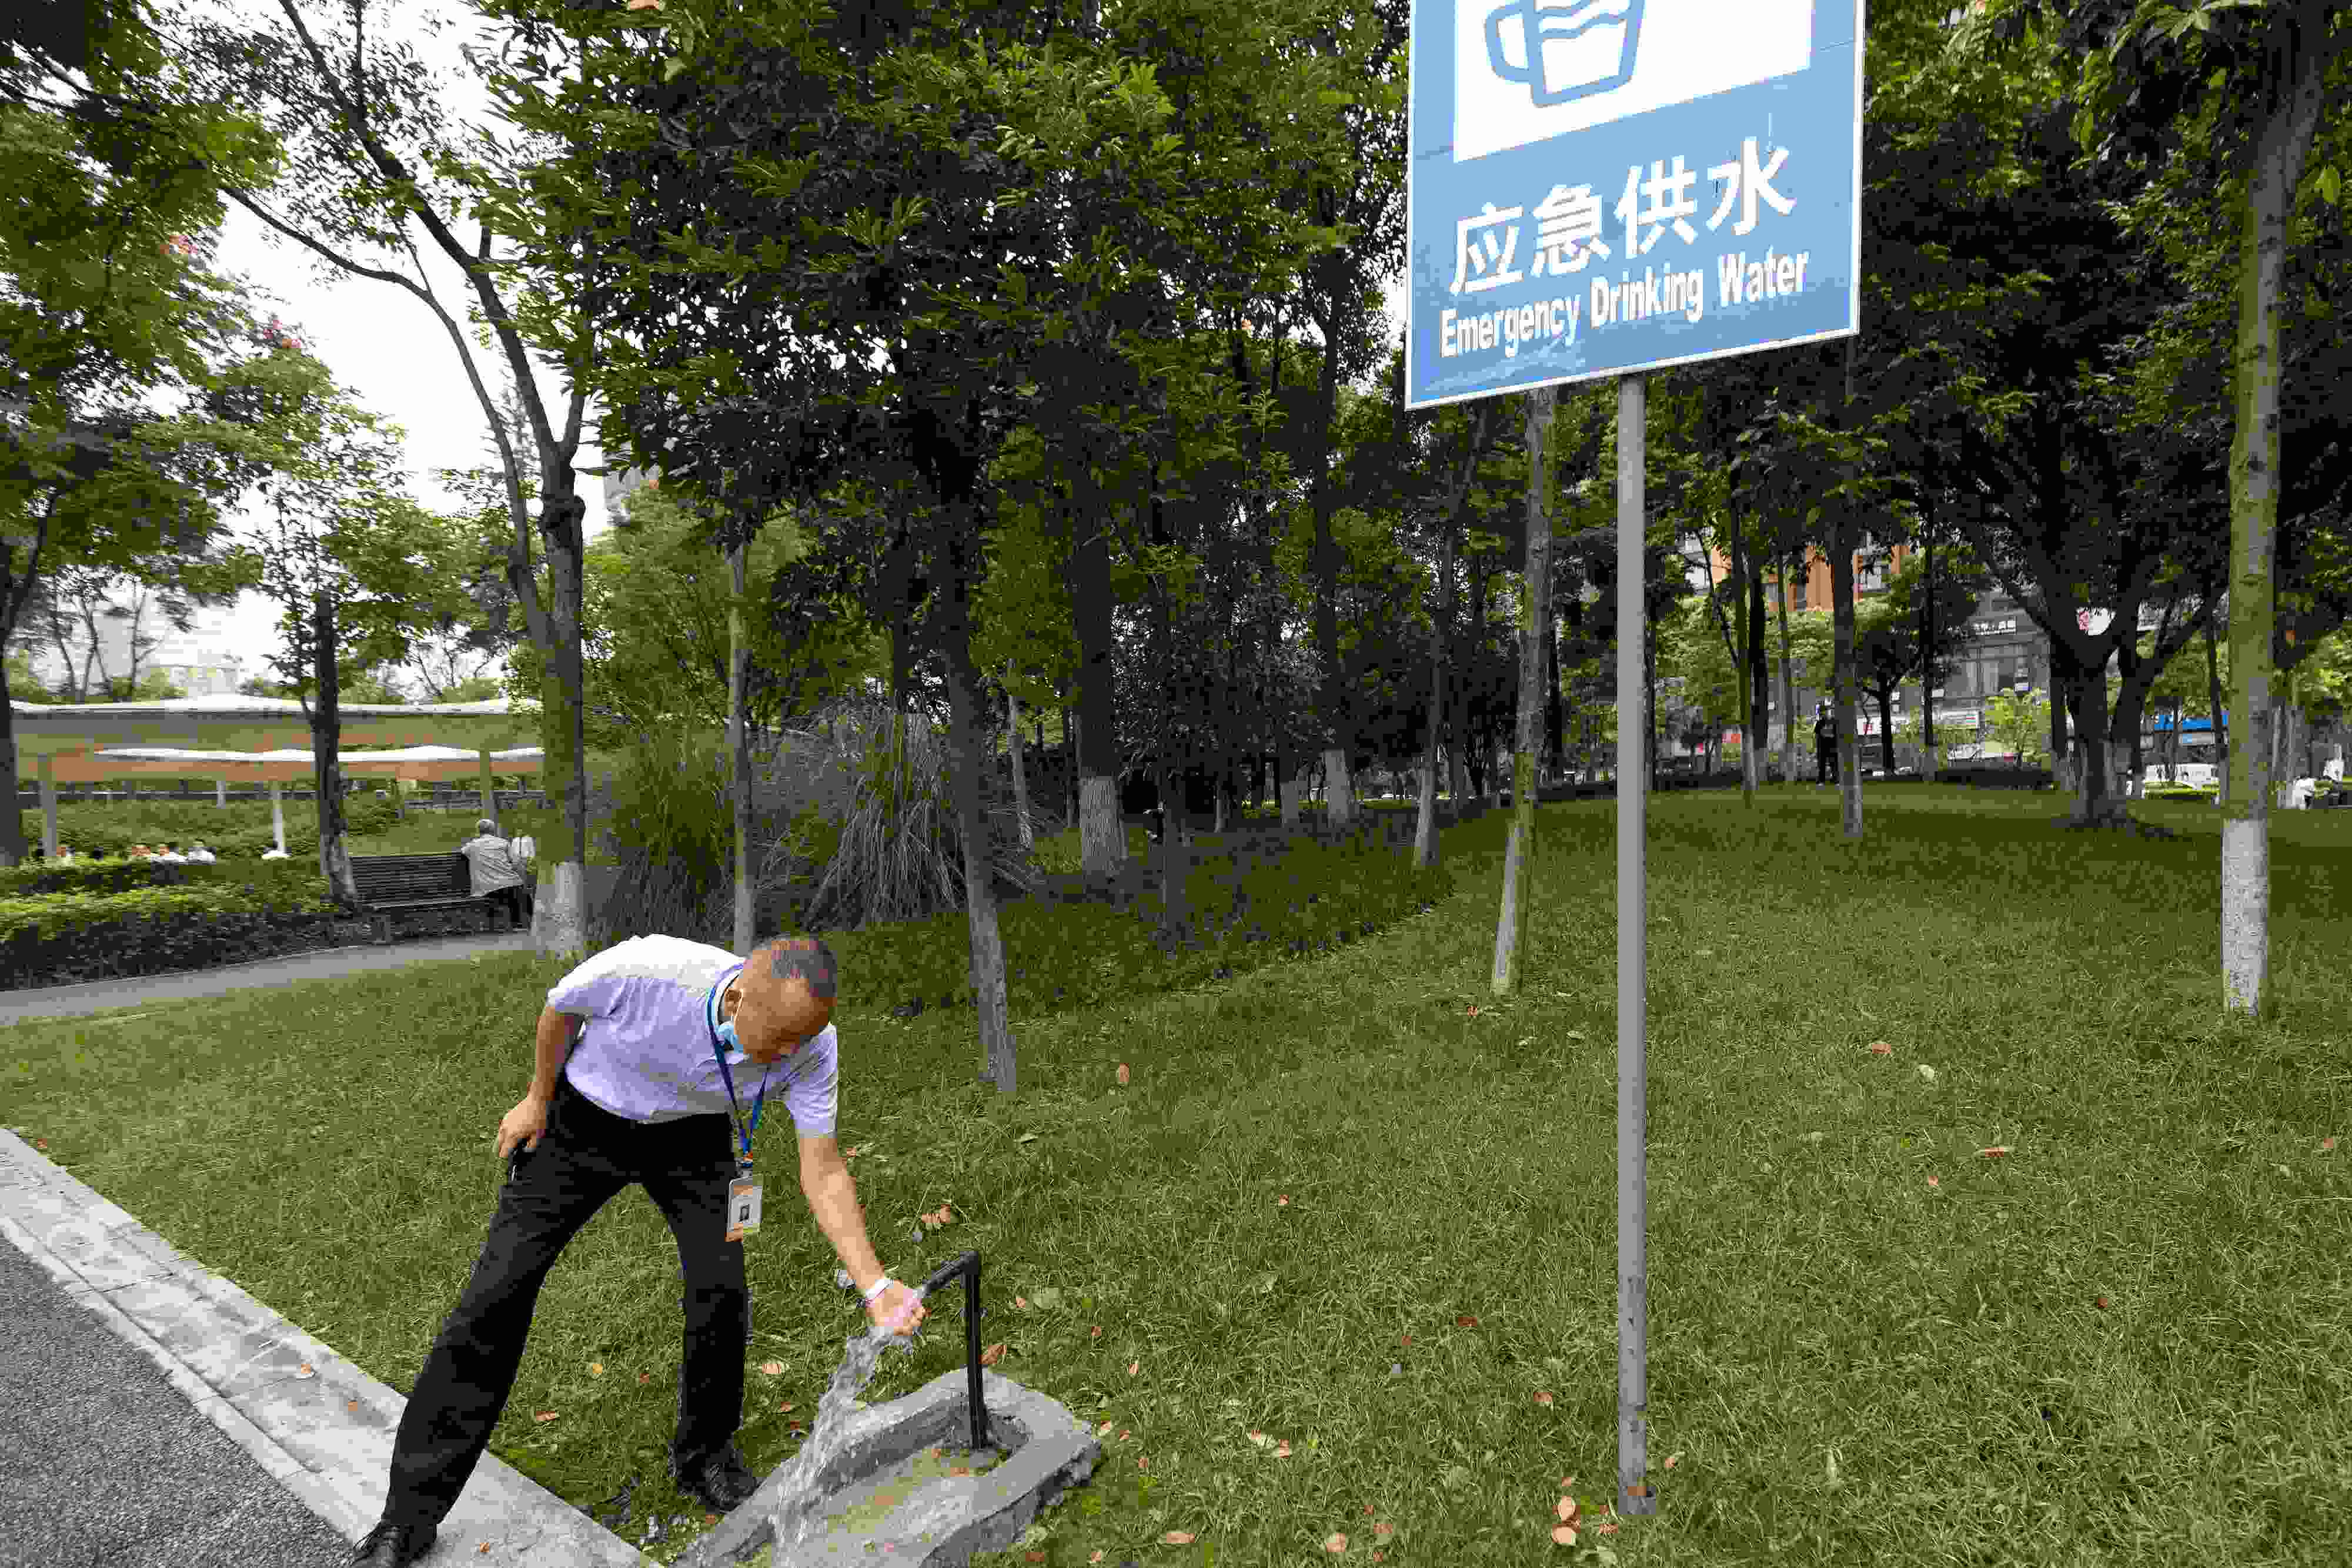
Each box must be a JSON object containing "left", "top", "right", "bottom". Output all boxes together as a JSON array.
[
  {"left": 1853, "top": 546, "right": 1991, "bottom": 772},
  {"left": 1492, "top": 384, "right": 1555, "bottom": 996},
  {"left": 0, "top": 11, "right": 293, "bottom": 863},
  {"left": 158, "top": 0, "right": 621, "bottom": 948},
  {"left": 1982, "top": 687, "right": 2052, "bottom": 768},
  {"left": 203, "top": 319, "right": 486, "bottom": 901},
  {"left": 1957, "top": 0, "right": 2348, "bottom": 1014},
  {"left": 503, "top": 472, "right": 891, "bottom": 760}
]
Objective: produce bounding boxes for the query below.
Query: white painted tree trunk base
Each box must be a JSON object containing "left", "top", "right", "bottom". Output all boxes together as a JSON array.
[
  {"left": 1321, "top": 746, "right": 1355, "bottom": 830},
  {"left": 534, "top": 861, "right": 590, "bottom": 961},
  {"left": 2220, "top": 816, "right": 2270, "bottom": 1015}
]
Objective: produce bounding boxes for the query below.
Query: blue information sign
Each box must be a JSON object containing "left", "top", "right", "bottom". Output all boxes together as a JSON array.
[{"left": 1405, "top": 0, "right": 1863, "bottom": 410}]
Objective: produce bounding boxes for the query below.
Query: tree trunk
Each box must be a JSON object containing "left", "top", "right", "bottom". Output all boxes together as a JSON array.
[
  {"left": 1067, "top": 465, "right": 1125, "bottom": 878},
  {"left": 312, "top": 591, "right": 359, "bottom": 905},
  {"left": 2205, "top": 604, "right": 2228, "bottom": 803},
  {"left": 2219, "top": 28, "right": 2323, "bottom": 1009},
  {"left": 1494, "top": 385, "right": 1554, "bottom": 995},
  {"left": 1776, "top": 549, "right": 1798, "bottom": 783},
  {"left": 1007, "top": 682, "right": 1035, "bottom": 851},
  {"left": 529, "top": 487, "right": 594, "bottom": 958},
  {"left": 1416, "top": 472, "right": 1461, "bottom": 868},
  {"left": 1833, "top": 341, "right": 1863, "bottom": 837},
  {"left": 1643, "top": 611, "right": 1658, "bottom": 789},
  {"left": 2049, "top": 647, "right": 2071, "bottom": 784},
  {"left": 2067, "top": 661, "right": 2128, "bottom": 826},
  {"left": 1920, "top": 516, "right": 1939, "bottom": 782},
  {"left": 1544, "top": 591, "right": 1564, "bottom": 782},
  {"left": 1307, "top": 332, "right": 1357, "bottom": 833},
  {"left": 729, "top": 542, "right": 754, "bottom": 952},
  {"left": 936, "top": 521, "right": 1018, "bottom": 1093}
]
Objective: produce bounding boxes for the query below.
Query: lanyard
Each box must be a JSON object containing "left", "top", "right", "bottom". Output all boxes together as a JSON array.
[{"left": 707, "top": 968, "right": 776, "bottom": 1175}]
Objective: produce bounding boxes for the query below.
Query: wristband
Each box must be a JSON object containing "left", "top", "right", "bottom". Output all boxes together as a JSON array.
[{"left": 862, "top": 1275, "right": 896, "bottom": 1304}]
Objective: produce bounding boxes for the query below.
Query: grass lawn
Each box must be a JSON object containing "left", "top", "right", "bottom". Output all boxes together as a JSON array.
[{"left": 6, "top": 784, "right": 2350, "bottom": 1566}]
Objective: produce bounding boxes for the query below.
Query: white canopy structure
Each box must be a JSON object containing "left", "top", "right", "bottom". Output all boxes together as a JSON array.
[{"left": 11, "top": 694, "right": 549, "bottom": 856}]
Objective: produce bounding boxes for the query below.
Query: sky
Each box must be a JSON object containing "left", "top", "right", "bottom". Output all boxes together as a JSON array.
[{"left": 32, "top": 0, "right": 1411, "bottom": 697}]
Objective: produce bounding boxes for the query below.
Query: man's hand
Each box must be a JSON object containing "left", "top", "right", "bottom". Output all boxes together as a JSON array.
[{"left": 866, "top": 1281, "right": 926, "bottom": 1336}]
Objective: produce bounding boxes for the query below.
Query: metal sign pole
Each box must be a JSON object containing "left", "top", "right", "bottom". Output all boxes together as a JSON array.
[{"left": 1616, "top": 372, "right": 1655, "bottom": 1516}]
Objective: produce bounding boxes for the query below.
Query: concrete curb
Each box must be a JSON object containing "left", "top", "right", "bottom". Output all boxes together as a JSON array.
[{"left": 0, "top": 1129, "right": 659, "bottom": 1566}]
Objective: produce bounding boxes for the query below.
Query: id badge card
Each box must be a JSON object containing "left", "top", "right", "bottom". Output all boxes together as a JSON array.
[{"left": 725, "top": 1175, "right": 763, "bottom": 1243}]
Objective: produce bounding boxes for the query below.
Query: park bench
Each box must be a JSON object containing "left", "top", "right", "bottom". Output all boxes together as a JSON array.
[{"left": 349, "top": 852, "right": 511, "bottom": 945}]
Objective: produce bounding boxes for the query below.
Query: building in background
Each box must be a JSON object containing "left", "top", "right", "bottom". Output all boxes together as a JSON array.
[
  {"left": 602, "top": 463, "right": 660, "bottom": 526},
  {"left": 1693, "top": 538, "right": 2171, "bottom": 763},
  {"left": 19, "top": 603, "right": 251, "bottom": 700}
]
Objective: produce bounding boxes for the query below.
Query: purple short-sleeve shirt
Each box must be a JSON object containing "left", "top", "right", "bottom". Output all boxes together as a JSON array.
[{"left": 544, "top": 934, "right": 838, "bottom": 1135}]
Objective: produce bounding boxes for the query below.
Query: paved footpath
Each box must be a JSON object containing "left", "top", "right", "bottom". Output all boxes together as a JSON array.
[{"left": 0, "top": 932, "right": 653, "bottom": 1568}]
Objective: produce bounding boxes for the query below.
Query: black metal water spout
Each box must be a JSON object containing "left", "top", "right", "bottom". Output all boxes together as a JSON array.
[{"left": 916, "top": 1249, "right": 990, "bottom": 1453}]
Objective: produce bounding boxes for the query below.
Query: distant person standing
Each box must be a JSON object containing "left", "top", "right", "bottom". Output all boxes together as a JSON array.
[
  {"left": 460, "top": 818, "right": 527, "bottom": 929},
  {"left": 1813, "top": 703, "right": 1837, "bottom": 787}
]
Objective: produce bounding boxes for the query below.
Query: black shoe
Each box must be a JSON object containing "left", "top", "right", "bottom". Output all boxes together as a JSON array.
[
  {"left": 670, "top": 1442, "right": 763, "bottom": 1513},
  {"left": 347, "top": 1517, "right": 437, "bottom": 1567}
]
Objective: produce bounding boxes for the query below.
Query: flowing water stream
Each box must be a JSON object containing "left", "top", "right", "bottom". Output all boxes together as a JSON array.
[{"left": 757, "top": 1308, "right": 929, "bottom": 1554}]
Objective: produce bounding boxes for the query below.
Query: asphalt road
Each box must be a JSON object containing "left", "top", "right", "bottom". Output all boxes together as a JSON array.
[
  {"left": 1, "top": 928, "right": 546, "bottom": 1568},
  {"left": 0, "top": 1236, "right": 359, "bottom": 1568}
]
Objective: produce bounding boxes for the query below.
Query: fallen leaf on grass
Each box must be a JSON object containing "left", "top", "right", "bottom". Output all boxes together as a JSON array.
[
  {"left": 1128, "top": 1360, "right": 1140, "bottom": 1376},
  {"left": 1591, "top": 1519, "right": 1619, "bottom": 1534},
  {"left": 1456, "top": 1314, "right": 1479, "bottom": 1328},
  {"left": 2095, "top": 1295, "right": 2110, "bottom": 1309},
  {"left": 920, "top": 1203, "right": 955, "bottom": 1227},
  {"left": 589, "top": 1363, "right": 605, "bottom": 1378},
  {"left": 1551, "top": 1525, "right": 1578, "bottom": 1546},
  {"left": 1400, "top": 1334, "right": 1412, "bottom": 1346},
  {"left": 757, "top": 1361, "right": 783, "bottom": 1377},
  {"left": 1278, "top": 1195, "right": 1291, "bottom": 1206},
  {"left": 1534, "top": 1390, "right": 1555, "bottom": 1406},
  {"left": 534, "top": 1410, "right": 557, "bottom": 1423},
  {"left": 1324, "top": 1533, "right": 1348, "bottom": 1553},
  {"left": 1467, "top": 1006, "right": 1480, "bottom": 1017},
  {"left": 1091, "top": 1325, "right": 1102, "bottom": 1339},
  {"left": 639, "top": 1373, "right": 650, "bottom": 1385},
  {"left": 779, "top": 1402, "right": 796, "bottom": 1413},
  {"left": 1663, "top": 1453, "right": 1681, "bottom": 1469},
  {"left": 1867, "top": 1041, "right": 1893, "bottom": 1056},
  {"left": 1927, "top": 1175, "right": 1940, "bottom": 1188},
  {"left": 1556, "top": 1496, "right": 1579, "bottom": 1523},
  {"left": 1117, "top": 1062, "right": 1130, "bottom": 1085},
  {"left": 980, "top": 1342, "right": 1008, "bottom": 1366},
  {"left": 2323, "top": 1136, "right": 2338, "bottom": 1153},
  {"left": 1978, "top": 1146, "right": 2011, "bottom": 1158},
  {"left": 1166, "top": 1532, "right": 1197, "bottom": 1546}
]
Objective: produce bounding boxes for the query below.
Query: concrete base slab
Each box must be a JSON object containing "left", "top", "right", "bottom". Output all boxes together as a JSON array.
[{"left": 679, "top": 1369, "right": 1100, "bottom": 1568}]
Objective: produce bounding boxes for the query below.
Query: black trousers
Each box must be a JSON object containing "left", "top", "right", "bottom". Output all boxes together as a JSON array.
[
  {"left": 482, "top": 884, "right": 526, "bottom": 927},
  {"left": 1815, "top": 745, "right": 1835, "bottom": 783},
  {"left": 381, "top": 1073, "right": 750, "bottom": 1527}
]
